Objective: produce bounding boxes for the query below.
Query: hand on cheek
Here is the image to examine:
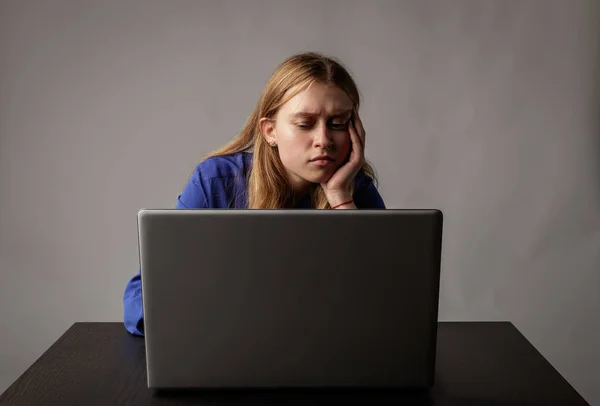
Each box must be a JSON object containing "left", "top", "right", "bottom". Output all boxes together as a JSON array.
[{"left": 320, "top": 108, "right": 366, "bottom": 208}]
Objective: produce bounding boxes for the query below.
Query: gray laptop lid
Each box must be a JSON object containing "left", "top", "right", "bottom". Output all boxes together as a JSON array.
[{"left": 138, "top": 209, "right": 443, "bottom": 389}]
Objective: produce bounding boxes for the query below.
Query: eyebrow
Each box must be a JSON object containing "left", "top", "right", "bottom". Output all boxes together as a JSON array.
[{"left": 290, "top": 110, "right": 352, "bottom": 120}]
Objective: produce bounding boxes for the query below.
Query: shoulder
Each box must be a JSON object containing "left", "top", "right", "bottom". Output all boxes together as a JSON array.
[
  {"left": 354, "top": 169, "right": 375, "bottom": 189},
  {"left": 178, "top": 151, "right": 252, "bottom": 209},
  {"left": 192, "top": 151, "right": 252, "bottom": 181},
  {"left": 353, "top": 169, "right": 386, "bottom": 209}
]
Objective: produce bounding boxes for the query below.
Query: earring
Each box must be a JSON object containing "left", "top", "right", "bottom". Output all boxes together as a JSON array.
[{"left": 270, "top": 141, "right": 277, "bottom": 147}]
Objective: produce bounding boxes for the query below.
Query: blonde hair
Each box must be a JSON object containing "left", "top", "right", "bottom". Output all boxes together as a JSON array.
[{"left": 199, "top": 51, "right": 378, "bottom": 209}]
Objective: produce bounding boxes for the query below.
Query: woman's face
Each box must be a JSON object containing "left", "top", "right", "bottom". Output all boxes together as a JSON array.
[{"left": 261, "top": 82, "right": 354, "bottom": 191}]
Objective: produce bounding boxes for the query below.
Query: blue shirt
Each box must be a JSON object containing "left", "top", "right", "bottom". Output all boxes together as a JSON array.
[{"left": 123, "top": 151, "right": 385, "bottom": 336}]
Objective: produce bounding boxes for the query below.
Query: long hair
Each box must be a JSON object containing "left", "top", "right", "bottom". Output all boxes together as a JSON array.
[{"left": 199, "top": 52, "right": 378, "bottom": 209}]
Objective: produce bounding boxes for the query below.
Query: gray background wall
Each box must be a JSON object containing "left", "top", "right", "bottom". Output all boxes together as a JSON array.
[{"left": 1, "top": 0, "right": 598, "bottom": 403}]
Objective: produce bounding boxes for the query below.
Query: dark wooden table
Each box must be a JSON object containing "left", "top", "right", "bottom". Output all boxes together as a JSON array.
[{"left": 0, "top": 322, "right": 589, "bottom": 405}]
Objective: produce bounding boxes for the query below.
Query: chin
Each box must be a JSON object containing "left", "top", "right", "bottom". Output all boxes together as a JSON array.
[{"left": 303, "top": 171, "right": 335, "bottom": 184}]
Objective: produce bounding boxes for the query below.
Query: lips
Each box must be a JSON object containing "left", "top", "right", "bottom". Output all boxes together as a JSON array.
[
  {"left": 309, "top": 155, "right": 335, "bottom": 167},
  {"left": 309, "top": 155, "right": 334, "bottom": 162}
]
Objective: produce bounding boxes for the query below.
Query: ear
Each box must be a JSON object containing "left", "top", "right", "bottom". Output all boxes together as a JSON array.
[{"left": 259, "top": 117, "right": 277, "bottom": 146}]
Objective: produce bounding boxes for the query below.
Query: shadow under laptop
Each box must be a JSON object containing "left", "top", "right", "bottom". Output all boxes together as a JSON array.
[
  {"left": 152, "top": 388, "right": 555, "bottom": 406},
  {"left": 152, "top": 387, "right": 435, "bottom": 405}
]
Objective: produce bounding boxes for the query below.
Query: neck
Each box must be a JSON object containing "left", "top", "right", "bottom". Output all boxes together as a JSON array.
[
  {"left": 287, "top": 170, "right": 311, "bottom": 194},
  {"left": 285, "top": 170, "right": 312, "bottom": 205}
]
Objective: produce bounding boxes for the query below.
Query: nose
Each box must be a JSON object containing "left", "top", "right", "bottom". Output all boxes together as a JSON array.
[{"left": 313, "top": 124, "right": 334, "bottom": 149}]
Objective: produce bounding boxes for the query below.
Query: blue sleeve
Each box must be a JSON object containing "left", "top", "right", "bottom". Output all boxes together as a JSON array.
[
  {"left": 123, "top": 270, "right": 144, "bottom": 336},
  {"left": 123, "top": 170, "right": 209, "bottom": 336},
  {"left": 353, "top": 174, "right": 386, "bottom": 209},
  {"left": 176, "top": 166, "right": 209, "bottom": 209}
]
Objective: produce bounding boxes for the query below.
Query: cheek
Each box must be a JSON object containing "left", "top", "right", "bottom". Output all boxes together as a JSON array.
[
  {"left": 277, "top": 126, "right": 302, "bottom": 145},
  {"left": 335, "top": 134, "right": 352, "bottom": 155},
  {"left": 276, "top": 129, "right": 308, "bottom": 162}
]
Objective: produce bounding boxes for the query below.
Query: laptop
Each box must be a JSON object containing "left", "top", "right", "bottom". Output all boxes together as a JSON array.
[{"left": 137, "top": 209, "right": 443, "bottom": 390}]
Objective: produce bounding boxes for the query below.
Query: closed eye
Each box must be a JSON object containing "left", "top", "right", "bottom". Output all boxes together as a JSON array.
[
  {"left": 331, "top": 123, "right": 348, "bottom": 130},
  {"left": 296, "top": 123, "right": 348, "bottom": 130}
]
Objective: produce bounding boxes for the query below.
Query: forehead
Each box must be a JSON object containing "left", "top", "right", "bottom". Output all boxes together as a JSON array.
[{"left": 279, "top": 82, "right": 353, "bottom": 116}]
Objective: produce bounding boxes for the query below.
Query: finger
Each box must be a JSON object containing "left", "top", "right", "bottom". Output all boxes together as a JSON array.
[
  {"left": 349, "top": 119, "right": 364, "bottom": 151},
  {"left": 352, "top": 108, "right": 366, "bottom": 147},
  {"left": 348, "top": 122, "right": 365, "bottom": 161}
]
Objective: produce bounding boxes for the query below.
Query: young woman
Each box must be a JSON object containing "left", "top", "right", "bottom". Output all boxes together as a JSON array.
[{"left": 123, "top": 52, "right": 386, "bottom": 336}]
